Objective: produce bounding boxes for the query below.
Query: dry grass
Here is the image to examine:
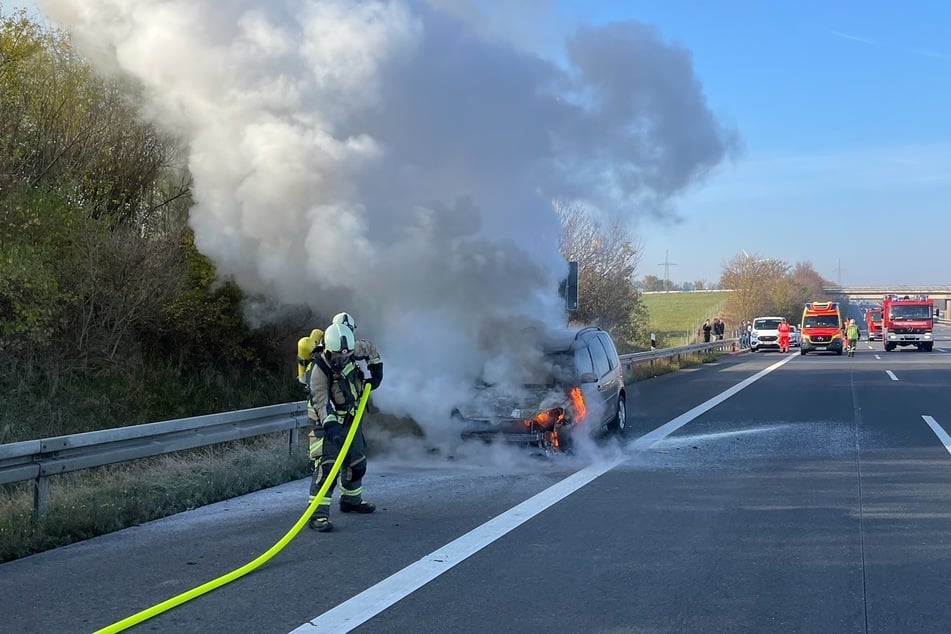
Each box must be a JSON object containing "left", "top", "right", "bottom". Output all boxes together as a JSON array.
[
  {"left": 623, "top": 350, "right": 719, "bottom": 383},
  {"left": 0, "top": 434, "right": 312, "bottom": 562}
]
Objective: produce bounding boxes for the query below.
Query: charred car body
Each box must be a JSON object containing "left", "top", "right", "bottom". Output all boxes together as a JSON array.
[{"left": 452, "top": 326, "right": 626, "bottom": 453}]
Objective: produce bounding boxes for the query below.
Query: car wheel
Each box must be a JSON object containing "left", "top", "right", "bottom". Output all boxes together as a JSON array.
[{"left": 608, "top": 395, "right": 626, "bottom": 435}]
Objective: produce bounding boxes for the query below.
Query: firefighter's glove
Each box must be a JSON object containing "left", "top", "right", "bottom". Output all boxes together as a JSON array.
[
  {"left": 368, "top": 363, "right": 383, "bottom": 390},
  {"left": 324, "top": 422, "right": 344, "bottom": 446}
]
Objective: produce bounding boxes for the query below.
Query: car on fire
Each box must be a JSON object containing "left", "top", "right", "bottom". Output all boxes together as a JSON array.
[{"left": 451, "top": 326, "right": 627, "bottom": 453}]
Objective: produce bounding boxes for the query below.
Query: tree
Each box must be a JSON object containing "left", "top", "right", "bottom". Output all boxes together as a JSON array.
[
  {"left": 790, "top": 262, "right": 829, "bottom": 301},
  {"left": 0, "top": 10, "right": 185, "bottom": 229},
  {"left": 720, "top": 254, "right": 833, "bottom": 325},
  {"left": 557, "top": 201, "right": 647, "bottom": 349},
  {"left": 720, "top": 251, "right": 790, "bottom": 323},
  {"left": 641, "top": 275, "right": 666, "bottom": 292}
]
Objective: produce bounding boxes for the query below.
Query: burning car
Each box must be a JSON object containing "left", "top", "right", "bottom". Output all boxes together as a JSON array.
[{"left": 452, "top": 326, "right": 627, "bottom": 453}]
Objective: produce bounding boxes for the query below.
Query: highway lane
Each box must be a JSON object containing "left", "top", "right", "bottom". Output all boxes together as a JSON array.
[{"left": 2, "top": 348, "right": 950, "bottom": 633}]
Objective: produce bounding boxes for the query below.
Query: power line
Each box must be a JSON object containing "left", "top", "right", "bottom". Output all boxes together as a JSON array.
[
  {"left": 833, "top": 258, "right": 845, "bottom": 285},
  {"left": 658, "top": 249, "right": 678, "bottom": 292}
]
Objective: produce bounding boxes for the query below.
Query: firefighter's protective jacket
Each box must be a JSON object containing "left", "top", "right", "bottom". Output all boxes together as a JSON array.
[{"left": 308, "top": 339, "right": 382, "bottom": 426}]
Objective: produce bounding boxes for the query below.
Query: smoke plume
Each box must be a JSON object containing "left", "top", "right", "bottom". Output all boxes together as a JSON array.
[{"left": 39, "top": 0, "right": 736, "bottom": 449}]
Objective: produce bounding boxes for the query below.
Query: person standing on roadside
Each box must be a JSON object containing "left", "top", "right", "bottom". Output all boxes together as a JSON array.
[
  {"left": 778, "top": 318, "right": 791, "bottom": 353},
  {"left": 702, "top": 319, "right": 712, "bottom": 343}
]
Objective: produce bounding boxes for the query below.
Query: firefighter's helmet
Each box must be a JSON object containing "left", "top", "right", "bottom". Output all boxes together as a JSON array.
[
  {"left": 324, "top": 323, "right": 354, "bottom": 355},
  {"left": 332, "top": 312, "right": 356, "bottom": 332}
]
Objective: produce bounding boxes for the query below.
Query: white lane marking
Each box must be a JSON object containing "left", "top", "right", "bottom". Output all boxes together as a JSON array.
[
  {"left": 874, "top": 355, "right": 881, "bottom": 360},
  {"left": 634, "top": 353, "right": 796, "bottom": 450},
  {"left": 886, "top": 370, "right": 899, "bottom": 381},
  {"left": 922, "top": 416, "right": 951, "bottom": 457},
  {"left": 291, "top": 457, "right": 623, "bottom": 633}
]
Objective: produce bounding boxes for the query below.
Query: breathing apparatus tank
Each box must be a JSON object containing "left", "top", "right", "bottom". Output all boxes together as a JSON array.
[{"left": 297, "top": 329, "right": 324, "bottom": 383}]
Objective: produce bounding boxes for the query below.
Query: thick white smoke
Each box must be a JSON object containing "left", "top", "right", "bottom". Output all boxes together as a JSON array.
[{"left": 40, "top": 0, "right": 736, "bottom": 450}]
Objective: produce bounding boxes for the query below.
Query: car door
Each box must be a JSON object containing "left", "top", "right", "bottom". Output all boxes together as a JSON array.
[
  {"left": 596, "top": 332, "right": 624, "bottom": 425},
  {"left": 584, "top": 333, "right": 619, "bottom": 430}
]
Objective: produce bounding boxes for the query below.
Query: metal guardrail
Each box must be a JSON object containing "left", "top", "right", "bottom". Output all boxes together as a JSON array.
[
  {"left": 0, "top": 402, "right": 311, "bottom": 518},
  {"left": 618, "top": 338, "right": 741, "bottom": 367},
  {"left": 2, "top": 341, "right": 743, "bottom": 520}
]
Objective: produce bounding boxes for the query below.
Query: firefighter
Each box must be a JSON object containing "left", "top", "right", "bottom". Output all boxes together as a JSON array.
[
  {"left": 777, "top": 318, "right": 791, "bottom": 353},
  {"left": 332, "top": 311, "right": 357, "bottom": 332},
  {"left": 845, "top": 318, "right": 860, "bottom": 356},
  {"left": 307, "top": 322, "right": 383, "bottom": 532}
]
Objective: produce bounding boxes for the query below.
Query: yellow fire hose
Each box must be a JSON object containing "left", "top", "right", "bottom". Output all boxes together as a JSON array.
[{"left": 93, "top": 385, "right": 373, "bottom": 634}]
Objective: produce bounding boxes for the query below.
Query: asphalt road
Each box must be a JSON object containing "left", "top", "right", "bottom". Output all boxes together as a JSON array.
[{"left": 3, "top": 323, "right": 951, "bottom": 634}]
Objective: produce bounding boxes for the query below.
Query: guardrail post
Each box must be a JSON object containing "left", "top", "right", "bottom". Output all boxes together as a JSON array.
[
  {"left": 33, "top": 476, "right": 50, "bottom": 520},
  {"left": 288, "top": 427, "right": 299, "bottom": 456}
]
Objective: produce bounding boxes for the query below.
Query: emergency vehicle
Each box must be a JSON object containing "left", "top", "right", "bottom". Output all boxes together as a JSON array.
[
  {"left": 882, "top": 294, "right": 934, "bottom": 352},
  {"left": 864, "top": 306, "right": 883, "bottom": 341},
  {"left": 799, "top": 302, "right": 843, "bottom": 355}
]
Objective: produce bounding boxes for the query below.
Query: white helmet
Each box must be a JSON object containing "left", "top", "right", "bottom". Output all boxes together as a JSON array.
[
  {"left": 332, "top": 311, "right": 356, "bottom": 332},
  {"left": 323, "top": 323, "right": 355, "bottom": 355}
]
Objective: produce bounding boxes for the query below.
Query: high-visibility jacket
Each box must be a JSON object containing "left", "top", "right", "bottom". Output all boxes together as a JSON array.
[{"left": 307, "top": 339, "right": 382, "bottom": 425}]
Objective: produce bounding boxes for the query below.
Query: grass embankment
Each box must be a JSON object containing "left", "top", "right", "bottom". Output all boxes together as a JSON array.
[
  {"left": 626, "top": 289, "right": 736, "bottom": 382},
  {"left": 642, "top": 290, "right": 731, "bottom": 347}
]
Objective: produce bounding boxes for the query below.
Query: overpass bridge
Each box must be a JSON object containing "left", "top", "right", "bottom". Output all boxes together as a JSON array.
[{"left": 823, "top": 286, "right": 951, "bottom": 315}]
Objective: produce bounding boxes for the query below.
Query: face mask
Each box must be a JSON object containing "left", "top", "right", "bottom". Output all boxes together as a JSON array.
[{"left": 328, "top": 351, "right": 351, "bottom": 372}]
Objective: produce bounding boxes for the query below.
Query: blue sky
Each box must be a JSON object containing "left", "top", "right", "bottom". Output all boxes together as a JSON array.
[
  {"left": 21, "top": 1, "right": 951, "bottom": 287},
  {"left": 554, "top": 1, "right": 951, "bottom": 287}
]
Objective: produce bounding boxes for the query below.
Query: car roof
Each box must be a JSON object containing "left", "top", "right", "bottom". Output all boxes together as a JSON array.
[{"left": 540, "top": 326, "right": 602, "bottom": 352}]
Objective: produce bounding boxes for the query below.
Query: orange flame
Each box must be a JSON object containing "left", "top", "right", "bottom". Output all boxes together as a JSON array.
[
  {"left": 569, "top": 387, "right": 586, "bottom": 421},
  {"left": 528, "top": 408, "right": 564, "bottom": 431}
]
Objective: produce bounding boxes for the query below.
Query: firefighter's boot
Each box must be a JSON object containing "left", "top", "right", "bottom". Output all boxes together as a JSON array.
[
  {"left": 309, "top": 515, "right": 334, "bottom": 532},
  {"left": 340, "top": 499, "right": 376, "bottom": 514}
]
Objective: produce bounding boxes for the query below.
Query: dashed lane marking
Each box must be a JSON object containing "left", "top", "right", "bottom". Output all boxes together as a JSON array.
[{"left": 886, "top": 370, "right": 899, "bottom": 381}]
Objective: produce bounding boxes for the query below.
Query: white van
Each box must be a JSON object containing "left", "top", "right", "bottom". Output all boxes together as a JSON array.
[{"left": 750, "top": 316, "right": 784, "bottom": 352}]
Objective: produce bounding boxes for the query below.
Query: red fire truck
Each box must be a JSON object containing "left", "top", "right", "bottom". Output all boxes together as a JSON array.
[
  {"left": 881, "top": 294, "right": 934, "bottom": 352},
  {"left": 864, "top": 306, "right": 883, "bottom": 341}
]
